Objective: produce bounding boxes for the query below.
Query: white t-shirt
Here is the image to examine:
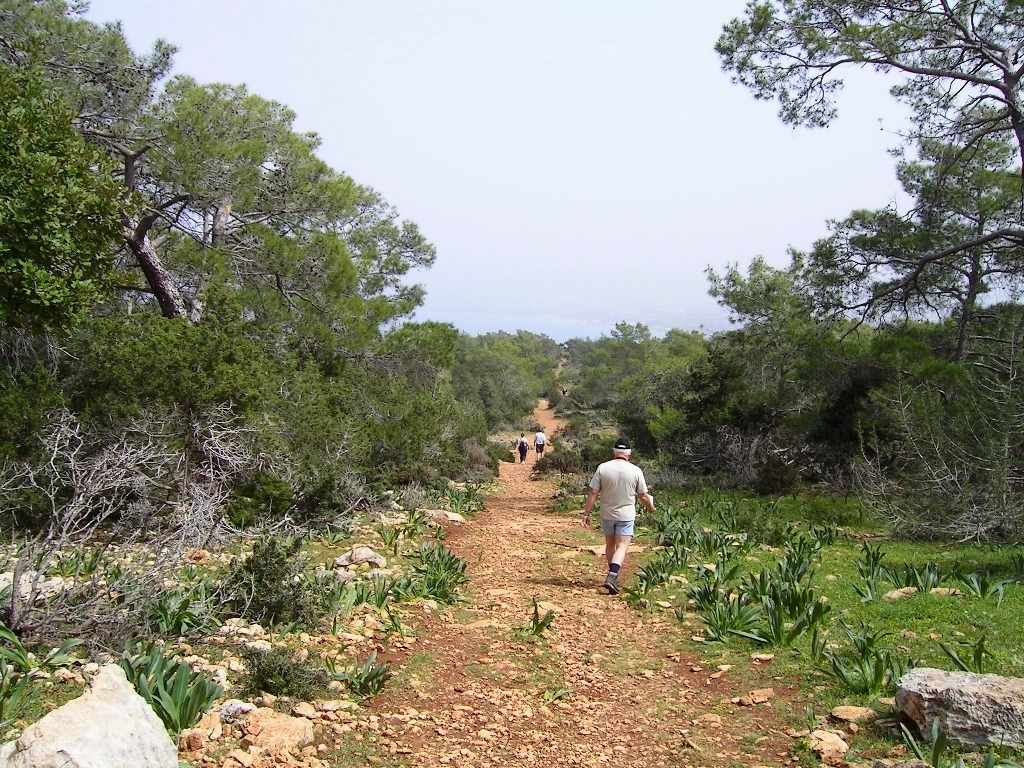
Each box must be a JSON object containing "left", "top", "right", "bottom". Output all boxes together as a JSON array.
[
  {"left": 534, "top": 432, "right": 546, "bottom": 445},
  {"left": 588, "top": 459, "right": 648, "bottom": 522}
]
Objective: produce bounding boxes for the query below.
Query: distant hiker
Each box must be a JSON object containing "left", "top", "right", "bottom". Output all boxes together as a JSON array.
[
  {"left": 581, "top": 437, "right": 655, "bottom": 595},
  {"left": 533, "top": 430, "right": 547, "bottom": 456},
  {"left": 560, "top": 386, "right": 568, "bottom": 396},
  {"left": 517, "top": 433, "right": 529, "bottom": 463}
]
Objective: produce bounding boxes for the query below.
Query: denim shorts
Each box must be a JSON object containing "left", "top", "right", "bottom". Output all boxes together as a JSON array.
[{"left": 601, "top": 518, "right": 635, "bottom": 537}]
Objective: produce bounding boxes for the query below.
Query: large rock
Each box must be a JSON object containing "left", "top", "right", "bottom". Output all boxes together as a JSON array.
[
  {"left": 896, "top": 668, "right": 1024, "bottom": 747},
  {"left": 0, "top": 664, "right": 177, "bottom": 768},
  {"left": 0, "top": 571, "right": 70, "bottom": 603}
]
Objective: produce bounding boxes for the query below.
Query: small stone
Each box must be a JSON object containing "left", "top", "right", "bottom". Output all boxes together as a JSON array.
[
  {"left": 53, "top": 668, "right": 86, "bottom": 685},
  {"left": 219, "top": 699, "right": 256, "bottom": 724},
  {"left": 883, "top": 587, "right": 918, "bottom": 601},
  {"left": 736, "top": 688, "right": 775, "bottom": 706},
  {"left": 292, "top": 701, "right": 318, "bottom": 719},
  {"left": 178, "top": 728, "right": 206, "bottom": 751},
  {"left": 809, "top": 729, "right": 850, "bottom": 765},
  {"left": 694, "top": 713, "right": 722, "bottom": 728},
  {"left": 830, "top": 706, "right": 878, "bottom": 723}
]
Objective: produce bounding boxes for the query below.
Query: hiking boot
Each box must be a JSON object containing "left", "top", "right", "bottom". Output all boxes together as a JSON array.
[{"left": 603, "top": 572, "right": 620, "bottom": 595}]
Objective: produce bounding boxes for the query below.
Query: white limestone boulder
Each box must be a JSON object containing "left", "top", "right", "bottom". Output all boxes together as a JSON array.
[{"left": 0, "top": 663, "right": 177, "bottom": 767}]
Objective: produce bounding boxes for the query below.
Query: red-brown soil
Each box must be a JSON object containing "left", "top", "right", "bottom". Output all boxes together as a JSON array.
[{"left": 365, "top": 402, "right": 799, "bottom": 767}]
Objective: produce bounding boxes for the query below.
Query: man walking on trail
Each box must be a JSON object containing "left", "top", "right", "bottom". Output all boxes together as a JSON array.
[
  {"left": 533, "top": 429, "right": 547, "bottom": 457},
  {"left": 581, "top": 437, "right": 655, "bottom": 595}
]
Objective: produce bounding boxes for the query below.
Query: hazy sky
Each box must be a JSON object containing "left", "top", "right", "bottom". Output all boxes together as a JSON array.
[{"left": 85, "top": 1, "right": 909, "bottom": 342}]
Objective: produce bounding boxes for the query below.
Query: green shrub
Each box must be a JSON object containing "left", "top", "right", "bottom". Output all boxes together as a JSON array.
[
  {"left": 821, "top": 622, "right": 909, "bottom": 695},
  {"left": 460, "top": 438, "right": 498, "bottom": 480},
  {"left": 148, "top": 591, "right": 205, "bottom": 637},
  {"left": 560, "top": 415, "right": 590, "bottom": 439},
  {"left": 241, "top": 646, "right": 329, "bottom": 700},
  {"left": 513, "top": 598, "right": 556, "bottom": 639},
  {"left": 432, "top": 484, "right": 486, "bottom": 516},
  {"left": 0, "top": 619, "right": 81, "bottom": 673},
  {"left": 534, "top": 438, "right": 583, "bottom": 474},
  {"left": 578, "top": 435, "right": 617, "bottom": 473},
  {"left": 698, "top": 593, "right": 762, "bottom": 642},
  {"left": 754, "top": 454, "right": 800, "bottom": 495},
  {"left": 485, "top": 440, "right": 515, "bottom": 466},
  {"left": 221, "top": 536, "right": 318, "bottom": 626},
  {"left": 226, "top": 473, "right": 293, "bottom": 528}
]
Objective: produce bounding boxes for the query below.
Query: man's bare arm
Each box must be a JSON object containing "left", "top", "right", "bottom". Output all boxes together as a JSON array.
[
  {"left": 638, "top": 492, "right": 655, "bottom": 514},
  {"left": 581, "top": 488, "right": 599, "bottom": 527}
]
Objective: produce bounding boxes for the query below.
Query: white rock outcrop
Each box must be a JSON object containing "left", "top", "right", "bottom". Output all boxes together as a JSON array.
[
  {"left": 0, "top": 571, "right": 70, "bottom": 603},
  {"left": 0, "top": 664, "right": 177, "bottom": 768},
  {"left": 334, "top": 545, "right": 387, "bottom": 569},
  {"left": 896, "top": 667, "right": 1024, "bottom": 747}
]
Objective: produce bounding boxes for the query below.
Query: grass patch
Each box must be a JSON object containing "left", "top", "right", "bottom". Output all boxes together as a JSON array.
[
  {"left": 324, "top": 734, "right": 405, "bottom": 768},
  {"left": 610, "top": 488, "right": 1024, "bottom": 738},
  {"left": 550, "top": 494, "right": 585, "bottom": 514},
  {"left": 389, "top": 651, "right": 436, "bottom": 692},
  {"left": 4, "top": 677, "right": 85, "bottom": 739}
]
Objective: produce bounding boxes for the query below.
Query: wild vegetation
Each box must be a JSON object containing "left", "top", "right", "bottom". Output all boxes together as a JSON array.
[
  {"left": 0, "top": 0, "right": 557, "bottom": 747},
  {"left": 540, "top": 2, "right": 1024, "bottom": 759},
  {"left": 2, "top": 0, "right": 1024, "bottom": 762}
]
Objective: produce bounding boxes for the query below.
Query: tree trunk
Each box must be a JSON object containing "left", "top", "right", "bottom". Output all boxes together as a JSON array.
[
  {"left": 212, "top": 201, "right": 232, "bottom": 248},
  {"left": 955, "top": 249, "right": 983, "bottom": 363},
  {"left": 122, "top": 219, "right": 188, "bottom": 320},
  {"left": 119, "top": 149, "right": 190, "bottom": 321}
]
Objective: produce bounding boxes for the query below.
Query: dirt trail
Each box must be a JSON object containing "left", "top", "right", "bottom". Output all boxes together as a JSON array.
[{"left": 370, "top": 401, "right": 794, "bottom": 767}]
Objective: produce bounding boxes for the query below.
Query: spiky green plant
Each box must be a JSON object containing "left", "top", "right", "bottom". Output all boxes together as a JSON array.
[
  {"left": 698, "top": 593, "right": 762, "bottom": 642},
  {"left": 119, "top": 643, "right": 222, "bottom": 736},
  {"left": 328, "top": 650, "right": 392, "bottom": 700},
  {"left": 514, "top": 598, "right": 556, "bottom": 638},
  {"left": 0, "top": 658, "right": 38, "bottom": 730},
  {"left": 940, "top": 634, "right": 995, "bottom": 674},
  {"left": 956, "top": 572, "right": 1010, "bottom": 605},
  {"left": 0, "top": 619, "right": 81, "bottom": 673}
]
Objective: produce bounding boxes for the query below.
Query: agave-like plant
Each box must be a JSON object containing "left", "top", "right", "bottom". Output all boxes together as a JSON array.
[
  {"left": 328, "top": 649, "right": 392, "bottom": 700},
  {"left": 697, "top": 592, "right": 762, "bottom": 642}
]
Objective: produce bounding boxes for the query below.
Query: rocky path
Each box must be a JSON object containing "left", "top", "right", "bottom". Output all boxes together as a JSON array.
[{"left": 369, "top": 401, "right": 796, "bottom": 767}]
